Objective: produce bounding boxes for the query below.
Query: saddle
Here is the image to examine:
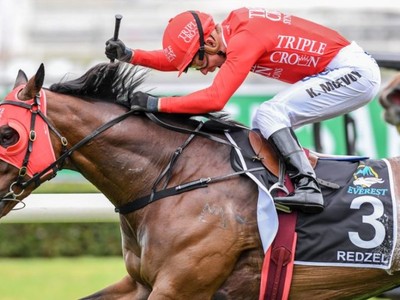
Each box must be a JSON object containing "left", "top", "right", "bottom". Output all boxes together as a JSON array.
[
  {"left": 229, "top": 129, "right": 375, "bottom": 300},
  {"left": 228, "top": 129, "right": 321, "bottom": 205},
  {"left": 228, "top": 129, "right": 338, "bottom": 300},
  {"left": 248, "top": 130, "right": 318, "bottom": 177},
  {"left": 230, "top": 129, "right": 351, "bottom": 199}
]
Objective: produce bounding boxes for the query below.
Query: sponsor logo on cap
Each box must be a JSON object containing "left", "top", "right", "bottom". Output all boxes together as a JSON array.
[
  {"left": 163, "top": 45, "right": 177, "bottom": 62},
  {"left": 178, "top": 21, "right": 198, "bottom": 43}
]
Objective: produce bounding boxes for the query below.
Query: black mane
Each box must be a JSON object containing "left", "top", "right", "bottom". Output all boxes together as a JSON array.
[
  {"left": 49, "top": 62, "right": 246, "bottom": 131},
  {"left": 50, "top": 62, "right": 148, "bottom": 103}
]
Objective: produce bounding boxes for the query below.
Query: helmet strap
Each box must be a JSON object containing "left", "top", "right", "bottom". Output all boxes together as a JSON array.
[{"left": 189, "top": 11, "right": 205, "bottom": 61}]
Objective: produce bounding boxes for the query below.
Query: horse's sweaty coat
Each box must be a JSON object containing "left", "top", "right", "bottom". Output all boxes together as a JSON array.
[{"left": 1, "top": 62, "right": 400, "bottom": 299}]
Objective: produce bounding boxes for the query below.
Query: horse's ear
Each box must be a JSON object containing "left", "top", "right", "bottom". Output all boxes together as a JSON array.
[
  {"left": 34, "top": 63, "right": 45, "bottom": 90},
  {"left": 17, "top": 63, "right": 45, "bottom": 100},
  {"left": 13, "top": 70, "right": 28, "bottom": 88}
]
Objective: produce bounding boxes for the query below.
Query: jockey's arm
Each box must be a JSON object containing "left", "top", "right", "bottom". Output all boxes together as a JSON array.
[
  {"left": 158, "top": 33, "right": 266, "bottom": 114},
  {"left": 131, "top": 49, "right": 177, "bottom": 72}
]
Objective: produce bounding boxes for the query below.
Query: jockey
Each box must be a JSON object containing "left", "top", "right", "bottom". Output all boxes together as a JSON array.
[{"left": 105, "top": 7, "right": 381, "bottom": 214}]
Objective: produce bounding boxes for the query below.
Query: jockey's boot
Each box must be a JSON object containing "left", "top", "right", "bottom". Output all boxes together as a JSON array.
[{"left": 268, "top": 127, "right": 324, "bottom": 214}]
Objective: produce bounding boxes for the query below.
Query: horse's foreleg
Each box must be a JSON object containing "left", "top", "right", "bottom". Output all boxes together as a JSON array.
[
  {"left": 145, "top": 248, "right": 240, "bottom": 300},
  {"left": 79, "top": 275, "right": 150, "bottom": 300}
]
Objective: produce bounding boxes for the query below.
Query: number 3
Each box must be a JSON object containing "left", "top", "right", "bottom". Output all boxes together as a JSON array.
[{"left": 348, "top": 195, "right": 385, "bottom": 249}]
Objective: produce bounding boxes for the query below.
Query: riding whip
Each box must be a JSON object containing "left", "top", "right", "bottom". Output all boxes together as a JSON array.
[{"left": 111, "top": 14, "right": 123, "bottom": 63}]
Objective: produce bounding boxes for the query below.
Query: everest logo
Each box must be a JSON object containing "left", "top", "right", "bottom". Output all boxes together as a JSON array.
[{"left": 353, "top": 164, "right": 384, "bottom": 188}]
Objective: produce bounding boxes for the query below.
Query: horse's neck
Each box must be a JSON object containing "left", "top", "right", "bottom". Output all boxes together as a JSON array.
[{"left": 46, "top": 92, "right": 182, "bottom": 206}]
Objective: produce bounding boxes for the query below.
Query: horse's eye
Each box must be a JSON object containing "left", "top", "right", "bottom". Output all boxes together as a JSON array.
[
  {"left": 2, "top": 131, "right": 13, "bottom": 141},
  {"left": 0, "top": 127, "right": 19, "bottom": 148}
]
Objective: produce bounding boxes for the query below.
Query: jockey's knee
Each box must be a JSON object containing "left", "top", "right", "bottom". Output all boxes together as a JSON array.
[{"left": 252, "top": 101, "right": 290, "bottom": 139}]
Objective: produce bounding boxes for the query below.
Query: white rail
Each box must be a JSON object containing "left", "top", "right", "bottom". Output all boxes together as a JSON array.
[{"left": 0, "top": 193, "right": 119, "bottom": 223}]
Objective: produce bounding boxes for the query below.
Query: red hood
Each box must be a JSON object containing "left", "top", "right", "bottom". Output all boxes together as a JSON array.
[{"left": 0, "top": 86, "right": 56, "bottom": 177}]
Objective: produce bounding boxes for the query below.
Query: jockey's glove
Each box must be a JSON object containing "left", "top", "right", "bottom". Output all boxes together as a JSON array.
[
  {"left": 116, "top": 91, "right": 159, "bottom": 112},
  {"left": 105, "top": 38, "right": 132, "bottom": 63}
]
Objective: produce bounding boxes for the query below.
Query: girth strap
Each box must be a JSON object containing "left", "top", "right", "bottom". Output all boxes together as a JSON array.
[
  {"left": 115, "top": 167, "right": 265, "bottom": 214},
  {"left": 115, "top": 177, "right": 211, "bottom": 214},
  {"left": 115, "top": 113, "right": 266, "bottom": 214},
  {"left": 151, "top": 121, "right": 204, "bottom": 193}
]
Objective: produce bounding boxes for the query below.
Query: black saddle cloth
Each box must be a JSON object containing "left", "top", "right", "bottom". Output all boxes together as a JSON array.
[{"left": 229, "top": 128, "right": 395, "bottom": 269}]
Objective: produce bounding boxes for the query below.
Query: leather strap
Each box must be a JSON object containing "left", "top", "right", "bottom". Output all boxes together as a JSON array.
[{"left": 259, "top": 211, "right": 298, "bottom": 300}]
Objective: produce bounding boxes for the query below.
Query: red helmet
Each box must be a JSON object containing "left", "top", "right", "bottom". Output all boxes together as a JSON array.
[{"left": 162, "top": 10, "right": 215, "bottom": 76}]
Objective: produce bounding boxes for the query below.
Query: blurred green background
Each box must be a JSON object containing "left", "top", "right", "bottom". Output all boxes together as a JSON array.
[{"left": 1, "top": 0, "right": 399, "bottom": 299}]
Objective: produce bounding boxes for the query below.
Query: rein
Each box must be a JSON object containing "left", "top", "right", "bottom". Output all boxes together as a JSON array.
[
  {"left": 115, "top": 113, "right": 264, "bottom": 214},
  {"left": 19, "top": 109, "right": 135, "bottom": 189},
  {"left": 0, "top": 91, "right": 135, "bottom": 204},
  {"left": 145, "top": 112, "right": 244, "bottom": 150},
  {"left": 1, "top": 91, "right": 261, "bottom": 214}
]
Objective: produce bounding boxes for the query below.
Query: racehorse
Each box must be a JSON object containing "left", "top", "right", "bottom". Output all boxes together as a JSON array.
[
  {"left": 1, "top": 62, "right": 400, "bottom": 300},
  {"left": 380, "top": 73, "right": 400, "bottom": 133}
]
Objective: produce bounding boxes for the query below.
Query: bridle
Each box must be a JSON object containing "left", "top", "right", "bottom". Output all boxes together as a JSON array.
[
  {"left": 0, "top": 90, "right": 65, "bottom": 208},
  {"left": 0, "top": 89, "right": 135, "bottom": 208},
  {"left": 0, "top": 88, "right": 262, "bottom": 214}
]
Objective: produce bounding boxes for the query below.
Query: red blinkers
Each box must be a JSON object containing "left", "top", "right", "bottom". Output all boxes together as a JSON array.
[{"left": 0, "top": 85, "right": 56, "bottom": 177}]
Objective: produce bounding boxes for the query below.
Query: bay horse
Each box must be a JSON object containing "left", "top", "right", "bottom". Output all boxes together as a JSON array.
[
  {"left": 1, "top": 62, "right": 400, "bottom": 299},
  {"left": 380, "top": 73, "right": 400, "bottom": 133}
]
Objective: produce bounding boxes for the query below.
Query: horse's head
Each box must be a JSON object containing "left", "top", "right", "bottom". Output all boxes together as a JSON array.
[
  {"left": 0, "top": 64, "right": 50, "bottom": 217},
  {"left": 379, "top": 73, "right": 400, "bottom": 133}
]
